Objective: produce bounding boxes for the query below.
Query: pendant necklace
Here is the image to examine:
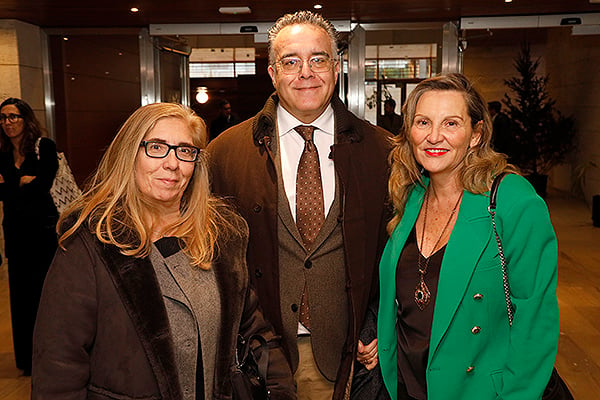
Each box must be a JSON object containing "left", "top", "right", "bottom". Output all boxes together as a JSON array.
[{"left": 415, "top": 189, "right": 463, "bottom": 310}]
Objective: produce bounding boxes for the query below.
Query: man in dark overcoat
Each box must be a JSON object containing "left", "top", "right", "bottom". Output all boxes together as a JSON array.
[{"left": 207, "top": 10, "right": 391, "bottom": 400}]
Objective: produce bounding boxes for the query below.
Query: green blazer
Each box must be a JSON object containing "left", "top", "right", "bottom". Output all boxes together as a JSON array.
[{"left": 378, "top": 174, "right": 559, "bottom": 399}]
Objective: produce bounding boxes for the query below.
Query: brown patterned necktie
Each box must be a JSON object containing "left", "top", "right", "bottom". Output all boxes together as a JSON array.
[
  {"left": 294, "top": 125, "right": 325, "bottom": 248},
  {"left": 294, "top": 125, "right": 324, "bottom": 331}
]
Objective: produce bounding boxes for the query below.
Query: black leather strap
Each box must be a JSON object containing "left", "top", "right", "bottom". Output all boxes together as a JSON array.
[{"left": 489, "top": 172, "right": 508, "bottom": 211}]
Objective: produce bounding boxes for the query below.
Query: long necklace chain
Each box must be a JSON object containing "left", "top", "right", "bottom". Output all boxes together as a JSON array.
[{"left": 414, "top": 189, "right": 463, "bottom": 310}]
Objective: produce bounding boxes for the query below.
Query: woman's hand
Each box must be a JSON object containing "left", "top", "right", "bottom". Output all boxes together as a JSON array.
[
  {"left": 20, "top": 175, "right": 35, "bottom": 186},
  {"left": 0, "top": 173, "right": 4, "bottom": 183},
  {"left": 357, "top": 338, "right": 378, "bottom": 370}
]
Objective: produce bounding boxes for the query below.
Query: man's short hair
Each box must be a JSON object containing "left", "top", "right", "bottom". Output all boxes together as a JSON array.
[
  {"left": 384, "top": 99, "right": 396, "bottom": 109},
  {"left": 268, "top": 10, "right": 339, "bottom": 65}
]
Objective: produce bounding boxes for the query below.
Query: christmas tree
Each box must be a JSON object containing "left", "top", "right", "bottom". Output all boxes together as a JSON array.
[{"left": 503, "top": 42, "right": 575, "bottom": 176}]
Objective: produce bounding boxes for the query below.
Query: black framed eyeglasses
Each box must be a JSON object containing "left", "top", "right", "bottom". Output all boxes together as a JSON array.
[
  {"left": 140, "top": 141, "right": 201, "bottom": 162},
  {"left": 0, "top": 113, "right": 23, "bottom": 124},
  {"left": 274, "top": 55, "right": 336, "bottom": 75}
]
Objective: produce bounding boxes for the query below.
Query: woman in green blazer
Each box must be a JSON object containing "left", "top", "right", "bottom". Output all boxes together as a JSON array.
[{"left": 377, "top": 74, "right": 558, "bottom": 399}]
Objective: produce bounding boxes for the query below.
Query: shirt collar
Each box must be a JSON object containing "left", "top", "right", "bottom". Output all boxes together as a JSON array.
[{"left": 277, "top": 104, "right": 335, "bottom": 137}]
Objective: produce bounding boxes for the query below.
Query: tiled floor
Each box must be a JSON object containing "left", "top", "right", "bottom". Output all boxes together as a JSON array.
[{"left": 0, "top": 190, "right": 598, "bottom": 399}]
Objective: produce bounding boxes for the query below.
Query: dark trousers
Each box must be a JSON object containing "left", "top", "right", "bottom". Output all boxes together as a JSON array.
[{"left": 7, "top": 230, "right": 57, "bottom": 373}]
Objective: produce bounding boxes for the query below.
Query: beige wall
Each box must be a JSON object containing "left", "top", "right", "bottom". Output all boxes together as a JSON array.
[
  {"left": 546, "top": 29, "right": 600, "bottom": 204},
  {"left": 463, "top": 27, "right": 600, "bottom": 205},
  {"left": 0, "top": 19, "right": 46, "bottom": 127},
  {"left": 463, "top": 28, "right": 548, "bottom": 109}
]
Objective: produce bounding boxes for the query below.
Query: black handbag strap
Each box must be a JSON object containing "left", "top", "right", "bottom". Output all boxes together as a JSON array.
[
  {"left": 489, "top": 172, "right": 507, "bottom": 211},
  {"left": 251, "top": 335, "right": 269, "bottom": 381},
  {"left": 488, "top": 172, "right": 515, "bottom": 326},
  {"left": 236, "top": 334, "right": 269, "bottom": 380}
]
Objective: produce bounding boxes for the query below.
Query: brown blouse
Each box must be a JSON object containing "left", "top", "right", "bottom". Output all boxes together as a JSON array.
[{"left": 395, "top": 227, "right": 446, "bottom": 400}]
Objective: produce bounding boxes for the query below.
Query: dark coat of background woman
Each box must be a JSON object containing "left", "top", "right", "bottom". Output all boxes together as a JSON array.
[{"left": 0, "top": 97, "right": 58, "bottom": 376}]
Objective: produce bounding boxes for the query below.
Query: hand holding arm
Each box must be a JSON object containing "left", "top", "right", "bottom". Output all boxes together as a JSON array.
[{"left": 357, "top": 338, "right": 378, "bottom": 370}]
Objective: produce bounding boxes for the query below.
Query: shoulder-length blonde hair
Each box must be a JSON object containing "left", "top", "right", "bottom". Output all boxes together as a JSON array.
[
  {"left": 58, "top": 103, "right": 242, "bottom": 268},
  {"left": 387, "top": 73, "right": 518, "bottom": 233}
]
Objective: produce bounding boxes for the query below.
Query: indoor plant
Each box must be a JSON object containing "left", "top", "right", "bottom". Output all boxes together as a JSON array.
[{"left": 502, "top": 42, "right": 576, "bottom": 197}]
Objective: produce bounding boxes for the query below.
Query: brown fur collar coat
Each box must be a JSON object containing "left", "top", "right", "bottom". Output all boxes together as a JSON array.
[{"left": 32, "top": 221, "right": 296, "bottom": 399}]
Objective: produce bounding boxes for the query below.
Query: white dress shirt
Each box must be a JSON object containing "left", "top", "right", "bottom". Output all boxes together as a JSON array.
[
  {"left": 277, "top": 105, "right": 335, "bottom": 222},
  {"left": 277, "top": 105, "right": 336, "bottom": 336}
]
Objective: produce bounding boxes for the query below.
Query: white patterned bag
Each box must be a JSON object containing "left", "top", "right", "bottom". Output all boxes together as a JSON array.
[{"left": 35, "top": 137, "right": 82, "bottom": 214}]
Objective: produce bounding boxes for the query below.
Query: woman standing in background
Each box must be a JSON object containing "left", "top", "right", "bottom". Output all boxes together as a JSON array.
[{"left": 0, "top": 98, "right": 58, "bottom": 376}]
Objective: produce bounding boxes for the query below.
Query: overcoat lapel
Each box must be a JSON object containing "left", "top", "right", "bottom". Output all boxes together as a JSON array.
[
  {"left": 212, "top": 234, "right": 247, "bottom": 397},
  {"left": 330, "top": 126, "right": 369, "bottom": 286},
  {"left": 427, "top": 190, "right": 492, "bottom": 363},
  {"left": 101, "top": 243, "right": 182, "bottom": 399}
]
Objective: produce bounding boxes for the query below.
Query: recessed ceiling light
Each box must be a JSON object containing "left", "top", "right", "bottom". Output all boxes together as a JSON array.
[
  {"left": 218, "top": 7, "right": 251, "bottom": 15},
  {"left": 314, "top": 4, "right": 323, "bottom": 9},
  {"left": 130, "top": 7, "right": 139, "bottom": 13},
  {"left": 504, "top": 0, "right": 512, "bottom": 3},
  {"left": 63, "top": 37, "right": 69, "bottom": 41}
]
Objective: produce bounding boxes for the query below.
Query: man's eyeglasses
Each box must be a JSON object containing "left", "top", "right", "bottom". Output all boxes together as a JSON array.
[
  {"left": 0, "top": 113, "right": 23, "bottom": 124},
  {"left": 140, "top": 141, "right": 201, "bottom": 162},
  {"left": 274, "top": 55, "right": 336, "bottom": 75}
]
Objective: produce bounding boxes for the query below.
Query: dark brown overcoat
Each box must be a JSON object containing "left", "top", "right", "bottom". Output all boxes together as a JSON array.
[{"left": 207, "top": 94, "right": 391, "bottom": 399}]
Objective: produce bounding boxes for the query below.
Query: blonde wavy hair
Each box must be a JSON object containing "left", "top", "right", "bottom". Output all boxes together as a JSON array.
[
  {"left": 388, "top": 73, "right": 518, "bottom": 233},
  {"left": 58, "top": 103, "right": 242, "bottom": 269}
]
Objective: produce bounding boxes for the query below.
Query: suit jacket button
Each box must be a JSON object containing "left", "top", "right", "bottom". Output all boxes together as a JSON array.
[
  {"left": 253, "top": 204, "right": 262, "bottom": 213},
  {"left": 471, "top": 326, "right": 481, "bottom": 334},
  {"left": 291, "top": 304, "right": 298, "bottom": 312},
  {"left": 473, "top": 293, "right": 483, "bottom": 300},
  {"left": 255, "top": 269, "right": 263, "bottom": 278},
  {"left": 304, "top": 260, "right": 312, "bottom": 269},
  {"left": 466, "top": 366, "right": 475, "bottom": 373}
]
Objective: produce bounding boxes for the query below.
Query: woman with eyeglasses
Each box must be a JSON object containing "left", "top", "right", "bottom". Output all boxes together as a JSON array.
[
  {"left": 0, "top": 97, "right": 59, "bottom": 376},
  {"left": 32, "top": 103, "right": 296, "bottom": 399}
]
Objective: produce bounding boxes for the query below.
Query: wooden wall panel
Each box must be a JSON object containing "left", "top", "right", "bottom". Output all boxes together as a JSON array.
[{"left": 50, "top": 34, "right": 141, "bottom": 186}]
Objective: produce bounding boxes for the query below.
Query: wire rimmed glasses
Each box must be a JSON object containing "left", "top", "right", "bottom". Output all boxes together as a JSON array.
[
  {"left": 274, "top": 55, "right": 336, "bottom": 75},
  {"left": 140, "top": 140, "right": 201, "bottom": 162}
]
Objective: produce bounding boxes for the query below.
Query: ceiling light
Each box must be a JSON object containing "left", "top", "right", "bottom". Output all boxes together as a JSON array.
[
  {"left": 504, "top": 0, "right": 512, "bottom": 3},
  {"left": 196, "top": 87, "right": 209, "bottom": 104},
  {"left": 130, "top": 7, "right": 139, "bottom": 13},
  {"left": 314, "top": 4, "right": 323, "bottom": 9},
  {"left": 218, "top": 7, "right": 251, "bottom": 15}
]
